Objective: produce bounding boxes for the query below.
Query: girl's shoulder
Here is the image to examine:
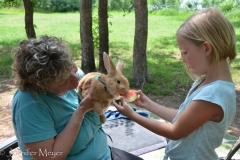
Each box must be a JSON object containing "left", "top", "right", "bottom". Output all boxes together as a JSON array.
[
  {"left": 192, "top": 77, "right": 235, "bottom": 93},
  {"left": 202, "top": 80, "right": 235, "bottom": 94},
  {"left": 192, "top": 80, "right": 236, "bottom": 109}
]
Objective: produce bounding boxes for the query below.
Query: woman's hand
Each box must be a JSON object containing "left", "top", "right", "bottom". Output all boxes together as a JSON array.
[{"left": 78, "top": 90, "right": 93, "bottom": 114}]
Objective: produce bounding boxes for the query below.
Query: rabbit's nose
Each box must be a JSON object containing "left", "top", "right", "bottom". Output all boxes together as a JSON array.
[
  {"left": 119, "top": 88, "right": 129, "bottom": 95},
  {"left": 120, "top": 91, "right": 127, "bottom": 96}
]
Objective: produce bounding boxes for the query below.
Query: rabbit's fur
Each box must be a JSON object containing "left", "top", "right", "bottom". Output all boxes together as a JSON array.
[{"left": 77, "top": 52, "right": 129, "bottom": 123}]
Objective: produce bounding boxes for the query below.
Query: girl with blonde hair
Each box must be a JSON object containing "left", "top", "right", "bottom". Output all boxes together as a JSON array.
[{"left": 113, "top": 7, "right": 236, "bottom": 160}]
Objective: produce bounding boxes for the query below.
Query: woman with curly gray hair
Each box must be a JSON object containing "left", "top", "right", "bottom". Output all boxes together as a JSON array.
[{"left": 11, "top": 35, "right": 111, "bottom": 160}]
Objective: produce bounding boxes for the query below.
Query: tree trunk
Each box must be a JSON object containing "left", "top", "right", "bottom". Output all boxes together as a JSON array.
[
  {"left": 133, "top": 0, "right": 149, "bottom": 88},
  {"left": 98, "top": 0, "right": 108, "bottom": 74},
  {"left": 80, "top": 0, "right": 96, "bottom": 73},
  {"left": 23, "top": 0, "right": 36, "bottom": 39}
]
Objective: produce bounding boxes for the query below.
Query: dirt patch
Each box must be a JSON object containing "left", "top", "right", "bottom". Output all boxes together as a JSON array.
[
  {"left": 0, "top": 78, "right": 16, "bottom": 142},
  {"left": 0, "top": 78, "right": 22, "bottom": 159}
]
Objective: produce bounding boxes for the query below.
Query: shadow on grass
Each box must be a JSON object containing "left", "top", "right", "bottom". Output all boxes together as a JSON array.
[
  {"left": 1, "top": 31, "right": 239, "bottom": 99},
  {"left": 232, "top": 57, "right": 240, "bottom": 69},
  {"left": 0, "top": 39, "right": 21, "bottom": 77},
  {"left": 235, "top": 32, "right": 240, "bottom": 54},
  {"left": 0, "top": 13, "right": 15, "bottom": 15},
  {"left": 34, "top": 8, "right": 80, "bottom": 14}
]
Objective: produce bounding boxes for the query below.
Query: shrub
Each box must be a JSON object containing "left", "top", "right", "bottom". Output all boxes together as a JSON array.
[{"left": 219, "top": 1, "right": 234, "bottom": 12}]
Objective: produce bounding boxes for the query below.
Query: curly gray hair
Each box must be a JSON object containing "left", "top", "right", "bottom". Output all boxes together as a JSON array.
[{"left": 11, "top": 35, "right": 73, "bottom": 95}]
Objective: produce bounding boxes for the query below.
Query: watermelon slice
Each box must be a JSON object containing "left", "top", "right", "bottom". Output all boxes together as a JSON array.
[{"left": 115, "top": 90, "right": 138, "bottom": 102}]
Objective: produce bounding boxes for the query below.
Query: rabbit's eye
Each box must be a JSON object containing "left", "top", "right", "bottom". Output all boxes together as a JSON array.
[{"left": 117, "top": 80, "right": 121, "bottom": 84}]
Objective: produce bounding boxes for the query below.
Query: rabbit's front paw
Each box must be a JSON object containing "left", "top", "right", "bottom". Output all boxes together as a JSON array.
[{"left": 100, "top": 115, "right": 106, "bottom": 124}]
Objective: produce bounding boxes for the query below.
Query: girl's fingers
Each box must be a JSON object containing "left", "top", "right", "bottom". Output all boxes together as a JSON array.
[{"left": 112, "top": 98, "right": 124, "bottom": 110}]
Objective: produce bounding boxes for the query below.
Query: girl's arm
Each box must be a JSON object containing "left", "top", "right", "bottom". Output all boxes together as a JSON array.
[
  {"left": 113, "top": 97, "right": 223, "bottom": 140},
  {"left": 133, "top": 90, "right": 178, "bottom": 122}
]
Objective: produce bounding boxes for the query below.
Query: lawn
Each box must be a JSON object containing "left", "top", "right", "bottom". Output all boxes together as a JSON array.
[{"left": 0, "top": 8, "right": 239, "bottom": 99}]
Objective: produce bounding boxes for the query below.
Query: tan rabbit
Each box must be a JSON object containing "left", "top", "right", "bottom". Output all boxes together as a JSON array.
[{"left": 77, "top": 52, "right": 130, "bottom": 123}]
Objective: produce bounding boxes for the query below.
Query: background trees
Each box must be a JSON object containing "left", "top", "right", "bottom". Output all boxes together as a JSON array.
[
  {"left": 2, "top": 0, "right": 239, "bottom": 88},
  {"left": 23, "top": 0, "right": 36, "bottom": 38},
  {"left": 133, "top": 0, "right": 149, "bottom": 88},
  {"left": 79, "top": 0, "right": 149, "bottom": 88},
  {"left": 80, "top": 0, "right": 96, "bottom": 73},
  {"left": 3, "top": 0, "right": 37, "bottom": 38},
  {"left": 98, "top": 0, "right": 109, "bottom": 74}
]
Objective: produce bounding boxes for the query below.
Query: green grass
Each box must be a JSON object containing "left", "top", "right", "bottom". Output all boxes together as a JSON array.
[{"left": 0, "top": 8, "right": 239, "bottom": 98}]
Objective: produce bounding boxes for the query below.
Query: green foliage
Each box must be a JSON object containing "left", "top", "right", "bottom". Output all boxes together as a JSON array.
[
  {"left": 92, "top": 9, "right": 113, "bottom": 52},
  {"left": 202, "top": 0, "right": 224, "bottom": 8},
  {"left": 48, "top": 0, "right": 79, "bottom": 12},
  {"left": 183, "top": 0, "right": 201, "bottom": 10},
  {"left": 2, "top": 0, "right": 40, "bottom": 8},
  {"left": 149, "top": 8, "right": 193, "bottom": 17},
  {"left": 148, "top": 0, "right": 239, "bottom": 11},
  {"left": 108, "top": 0, "right": 133, "bottom": 11},
  {"left": 38, "top": 0, "right": 51, "bottom": 10},
  {"left": 234, "top": 0, "right": 240, "bottom": 6},
  {"left": 0, "top": 52, "right": 12, "bottom": 76},
  {"left": 2, "top": 0, "right": 22, "bottom": 7},
  {"left": 92, "top": 13, "right": 99, "bottom": 50},
  {"left": 36, "top": 0, "right": 97, "bottom": 12},
  {"left": 219, "top": 1, "right": 234, "bottom": 12},
  {"left": 0, "top": 0, "right": 5, "bottom": 8},
  {"left": 148, "top": 0, "right": 180, "bottom": 10},
  {"left": 166, "top": 0, "right": 180, "bottom": 7},
  {"left": 225, "top": 7, "right": 240, "bottom": 20}
]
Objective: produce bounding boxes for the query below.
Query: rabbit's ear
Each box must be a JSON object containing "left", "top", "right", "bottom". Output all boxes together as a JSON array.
[
  {"left": 103, "top": 52, "right": 116, "bottom": 73},
  {"left": 116, "top": 60, "right": 124, "bottom": 71}
]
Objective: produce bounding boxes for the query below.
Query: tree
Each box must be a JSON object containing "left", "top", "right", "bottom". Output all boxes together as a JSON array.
[
  {"left": 80, "top": 0, "right": 96, "bottom": 73},
  {"left": 23, "top": 0, "right": 36, "bottom": 39},
  {"left": 98, "top": 0, "right": 109, "bottom": 74},
  {"left": 133, "top": 0, "right": 149, "bottom": 88},
  {"left": 3, "top": 0, "right": 36, "bottom": 38}
]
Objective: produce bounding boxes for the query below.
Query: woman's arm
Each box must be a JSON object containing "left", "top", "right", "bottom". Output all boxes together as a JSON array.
[{"left": 24, "top": 93, "right": 93, "bottom": 160}]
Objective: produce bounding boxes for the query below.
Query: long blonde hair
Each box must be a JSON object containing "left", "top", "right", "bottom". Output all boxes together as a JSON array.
[{"left": 177, "top": 7, "right": 236, "bottom": 79}]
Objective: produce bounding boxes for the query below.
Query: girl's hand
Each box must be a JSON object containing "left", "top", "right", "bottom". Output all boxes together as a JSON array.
[
  {"left": 112, "top": 97, "right": 135, "bottom": 118},
  {"left": 133, "top": 90, "right": 150, "bottom": 109}
]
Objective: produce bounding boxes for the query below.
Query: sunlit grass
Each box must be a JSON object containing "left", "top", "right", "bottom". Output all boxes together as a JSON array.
[{"left": 0, "top": 8, "right": 239, "bottom": 97}]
